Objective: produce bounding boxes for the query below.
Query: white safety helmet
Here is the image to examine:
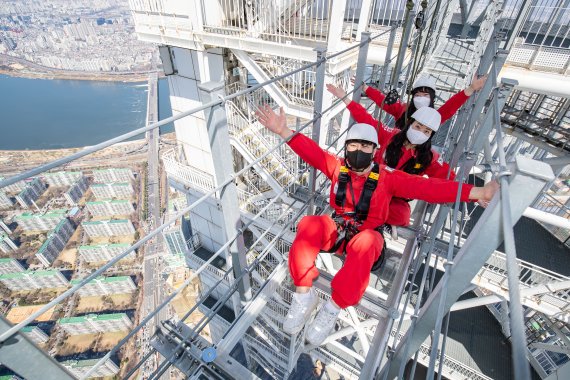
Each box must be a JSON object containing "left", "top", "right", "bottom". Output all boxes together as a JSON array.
[
  {"left": 412, "top": 75, "right": 437, "bottom": 92},
  {"left": 411, "top": 107, "right": 441, "bottom": 132},
  {"left": 346, "top": 123, "right": 379, "bottom": 146}
]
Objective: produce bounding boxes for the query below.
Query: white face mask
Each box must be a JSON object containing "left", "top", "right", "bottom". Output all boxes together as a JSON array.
[
  {"left": 413, "top": 96, "right": 431, "bottom": 109},
  {"left": 406, "top": 128, "right": 430, "bottom": 145}
]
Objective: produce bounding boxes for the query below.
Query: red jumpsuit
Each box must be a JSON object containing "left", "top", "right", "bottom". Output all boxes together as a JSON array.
[
  {"left": 347, "top": 99, "right": 460, "bottom": 226},
  {"left": 287, "top": 133, "right": 473, "bottom": 308}
]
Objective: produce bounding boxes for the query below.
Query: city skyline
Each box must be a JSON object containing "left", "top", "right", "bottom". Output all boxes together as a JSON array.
[{"left": 1, "top": 0, "right": 156, "bottom": 79}]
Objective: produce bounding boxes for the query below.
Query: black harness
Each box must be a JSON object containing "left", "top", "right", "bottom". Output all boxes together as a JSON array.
[
  {"left": 335, "top": 162, "right": 380, "bottom": 221},
  {"left": 328, "top": 162, "right": 385, "bottom": 271}
]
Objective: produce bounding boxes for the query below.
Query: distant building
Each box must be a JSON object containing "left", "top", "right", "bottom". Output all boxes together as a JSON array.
[
  {"left": 90, "top": 182, "right": 134, "bottom": 199},
  {"left": 0, "top": 233, "right": 18, "bottom": 254},
  {"left": 0, "top": 269, "right": 69, "bottom": 291},
  {"left": 35, "top": 219, "right": 75, "bottom": 267},
  {"left": 42, "top": 171, "right": 83, "bottom": 187},
  {"left": 60, "top": 358, "right": 119, "bottom": 378},
  {"left": 15, "top": 178, "right": 46, "bottom": 209},
  {"left": 0, "top": 191, "right": 13, "bottom": 210},
  {"left": 78, "top": 243, "right": 134, "bottom": 263},
  {"left": 163, "top": 216, "right": 192, "bottom": 256},
  {"left": 58, "top": 313, "right": 133, "bottom": 335},
  {"left": 0, "top": 258, "right": 24, "bottom": 274},
  {"left": 71, "top": 276, "right": 136, "bottom": 296},
  {"left": 64, "top": 176, "right": 89, "bottom": 206},
  {"left": 163, "top": 254, "right": 186, "bottom": 272},
  {"left": 85, "top": 199, "right": 134, "bottom": 217},
  {"left": 82, "top": 219, "right": 135, "bottom": 238},
  {"left": 0, "top": 219, "right": 11, "bottom": 234},
  {"left": 21, "top": 326, "right": 49, "bottom": 344},
  {"left": 92, "top": 168, "right": 134, "bottom": 183},
  {"left": 0, "top": 176, "right": 26, "bottom": 193},
  {"left": 15, "top": 209, "right": 68, "bottom": 232}
]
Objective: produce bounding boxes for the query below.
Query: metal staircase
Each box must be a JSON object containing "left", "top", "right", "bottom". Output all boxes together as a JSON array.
[
  {"left": 226, "top": 99, "right": 301, "bottom": 192},
  {"left": 422, "top": 0, "right": 504, "bottom": 99}
]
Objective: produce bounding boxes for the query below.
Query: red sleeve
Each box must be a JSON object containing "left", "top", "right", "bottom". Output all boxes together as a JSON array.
[
  {"left": 346, "top": 101, "right": 395, "bottom": 148},
  {"left": 423, "top": 151, "right": 456, "bottom": 180},
  {"left": 287, "top": 133, "right": 339, "bottom": 180},
  {"left": 384, "top": 168, "right": 473, "bottom": 203},
  {"left": 346, "top": 100, "right": 378, "bottom": 126},
  {"left": 365, "top": 86, "right": 407, "bottom": 120},
  {"left": 365, "top": 86, "right": 385, "bottom": 105},
  {"left": 437, "top": 90, "right": 469, "bottom": 124}
]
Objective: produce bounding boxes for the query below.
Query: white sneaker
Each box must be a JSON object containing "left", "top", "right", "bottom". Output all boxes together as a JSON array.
[
  {"left": 283, "top": 289, "right": 319, "bottom": 335},
  {"left": 306, "top": 301, "right": 340, "bottom": 346}
]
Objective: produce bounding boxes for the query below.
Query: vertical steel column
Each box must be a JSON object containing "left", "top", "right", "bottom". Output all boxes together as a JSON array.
[
  {"left": 374, "top": 25, "right": 398, "bottom": 120},
  {"left": 382, "top": 156, "right": 555, "bottom": 380},
  {"left": 390, "top": 10, "right": 416, "bottom": 89},
  {"left": 352, "top": 32, "right": 372, "bottom": 105},
  {"left": 0, "top": 316, "right": 75, "bottom": 380},
  {"left": 308, "top": 47, "right": 327, "bottom": 215},
  {"left": 491, "top": 63, "right": 532, "bottom": 379},
  {"left": 380, "top": 26, "right": 397, "bottom": 90},
  {"left": 198, "top": 81, "right": 252, "bottom": 305}
]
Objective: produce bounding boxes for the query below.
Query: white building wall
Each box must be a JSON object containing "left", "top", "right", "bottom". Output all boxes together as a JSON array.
[
  {"left": 90, "top": 183, "right": 134, "bottom": 199},
  {"left": 43, "top": 172, "right": 83, "bottom": 187},
  {"left": 0, "top": 191, "right": 13, "bottom": 210},
  {"left": 92, "top": 168, "right": 134, "bottom": 183},
  {"left": 0, "top": 235, "right": 18, "bottom": 253},
  {"left": 167, "top": 47, "right": 225, "bottom": 180},
  {"left": 76, "top": 277, "right": 136, "bottom": 296},
  {"left": 78, "top": 244, "right": 134, "bottom": 262},
  {"left": 0, "top": 259, "right": 24, "bottom": 274},
  {"left": 24, "top": 327, "right": 49, "bottom": 344}
]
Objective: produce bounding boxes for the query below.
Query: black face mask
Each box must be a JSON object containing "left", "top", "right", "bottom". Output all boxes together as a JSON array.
[{"left": 345, "top": 149, "right": 373, "bottom": 171}]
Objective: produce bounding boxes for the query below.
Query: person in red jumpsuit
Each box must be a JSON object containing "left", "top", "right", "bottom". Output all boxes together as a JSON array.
[
  {"left": 326, "top": 76, "right": 486, "bottom": 229},
  {"left": 255, "top": 105, "right": 499, "bottom": 347}
]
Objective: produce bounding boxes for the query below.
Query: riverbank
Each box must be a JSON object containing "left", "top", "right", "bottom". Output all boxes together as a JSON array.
[
  {"left": 0, "top": 133, "right": 176, "bottom": 177},
  {"left": 0, "top": 56, "right": 162, "bottom": 83}
]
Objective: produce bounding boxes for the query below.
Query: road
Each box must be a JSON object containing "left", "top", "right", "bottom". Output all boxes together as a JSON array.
[{"left": 139, "top": 72, "right": 172, "bottom": 379}]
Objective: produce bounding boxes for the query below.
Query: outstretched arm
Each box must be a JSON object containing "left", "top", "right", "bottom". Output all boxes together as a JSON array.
[
  {"left": 255, "top": 104, "right": 293, "bottom": 140},
  {"left": 350, "top": 77, "right": 406, "bottom": 120},
  {"left": 438, "top": 74, "right": 488, "bottom": 123},
  {"left": 327, "top": 83, "right": 377, "bottom": 125},
  {"left": 326, "top": 83, "right": 395, "bottom": 147},
  {"left": 386, "top": 169, "right": 499, "bottom": 204},
  {"left": 468, "top": 180, "right": 499, "bottom": 203},
  {"left": 255, "top": 105, "right": 338, "bottom": 179}
]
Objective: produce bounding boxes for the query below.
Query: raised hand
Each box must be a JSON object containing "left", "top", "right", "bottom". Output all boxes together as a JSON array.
[
  {"left": 326, "top": 83, "right": 347, "bottom": 99},
  {"left": 350, "top": 76, "right": 368, "bottom": 92},
  {"left": 465, "top": 74, "right": 488, "bottom": 96},
  {"left": 254, "top": 105, "right": 292, "bottom": 139}
]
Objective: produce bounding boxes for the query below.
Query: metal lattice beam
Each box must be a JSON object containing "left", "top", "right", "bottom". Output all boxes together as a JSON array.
[{"left": 382, "top": 156, "right": 555, "bottom": 380}]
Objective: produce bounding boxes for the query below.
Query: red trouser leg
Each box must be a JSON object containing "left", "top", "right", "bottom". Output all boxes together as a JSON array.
[
  {"left": 331, "top": 229, "right": 384, "bottom": 308},
  {"left": 385, "top": 197, "right": 411, "bottom": 227},
  {"left": 289, "top": 215, "right": 338, "bottom": 287}
]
